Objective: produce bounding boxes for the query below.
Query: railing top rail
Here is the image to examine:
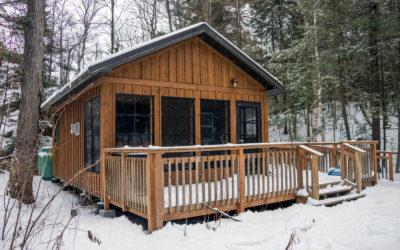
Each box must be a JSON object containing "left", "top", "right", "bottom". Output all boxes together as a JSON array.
[
  {"left": 100, "top": 141, "right": 376, "bottom": 154},
  {"left": 341, "top": 140, "right": 378, "bottom": 145},
  {"left": 343, "top": 143, "right": 366, "bottom": 154},
  {"left": 376, "top": 150, "right": 398, "bottom": 155},
  {"left": 299, "top": 145, "right": 324, "bottom": 156}
]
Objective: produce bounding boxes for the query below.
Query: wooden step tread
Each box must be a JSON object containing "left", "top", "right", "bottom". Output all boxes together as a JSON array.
[
  {"left": 315, "top": 193, "right": 366, "bottom": 206},
  {"left": 319, "top": 180, "right": 342, "bottom": 189},
  {"left": 319, "top": 186, "right": 353, "bottom": 196}
]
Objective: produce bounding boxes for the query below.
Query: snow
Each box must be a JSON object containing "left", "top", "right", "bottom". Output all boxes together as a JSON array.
[
  {"left": 1, "top": 171, "right": 400, "bottom": 250},
  {"left": 164, "top": 171, "right": 341, "bottom": 208}
]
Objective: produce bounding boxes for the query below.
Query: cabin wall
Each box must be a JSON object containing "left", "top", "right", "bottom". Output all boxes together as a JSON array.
[
  {"left": 106, "top": 36, "right": 269, "bottom": 147},
  {"left": 52, "top": 36, "right": 269, "bottom": 196},
  {"left": 53, "top": 84, "right": 102, "bottom": 196}
]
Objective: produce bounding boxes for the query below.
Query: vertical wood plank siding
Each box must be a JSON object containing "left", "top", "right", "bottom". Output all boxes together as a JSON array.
[{"left": 52, "top": 36, "right": 269, "bottom": 197}]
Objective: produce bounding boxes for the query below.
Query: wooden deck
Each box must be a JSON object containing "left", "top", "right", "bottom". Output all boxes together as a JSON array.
[{"left": 100, "top": 141, "right": 382, "bottom": 232}]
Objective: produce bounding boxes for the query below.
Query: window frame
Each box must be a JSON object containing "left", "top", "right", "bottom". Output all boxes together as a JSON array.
[
  {"left": 161, "top": 96, "right": 195, "bottom": 147},
  {"left": 115, "top": 94, "right": 154, "bottom": 147},
  {"left": 236, "top": 101, "right": 262, "bottom": 144},
  {"left": 200, "top": 99, "right": 230, "bottom": 145},
  {"left": 84, "top": 96, "right": 101, "bottom": 174}
]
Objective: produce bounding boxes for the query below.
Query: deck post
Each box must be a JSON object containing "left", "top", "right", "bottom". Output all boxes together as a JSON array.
[
  {"left": 340, "top": 143, "right": 346, "bottom": 180},
  {"left": 354, "top": 151, "right": 362, "bottom": 194},
  {"left": 121, "top": 152, "right": 128, "bottom": 211},
  {"left": 101, "top": 150, "right": 109, "bottom": 210},
  {"left": 296, "top": 146, "right": 303, "bottom": 190},
  {"left": 372, "top": 143, "right": 378, "bottom": 185},
  {"left": 389, "top": 153, "right": 394, "bottom": 181},
  {"left": 311, "top": 155, "right": 319, "bottom": 200},
  {"left": 237, "top": 149, "right": 245, "bottom": 214},
  {"left": 332, "top": 143, "right": 338, "bottom": 168},
  {"left": 147, "top": 152, "right": 164, "bottom": 233}
]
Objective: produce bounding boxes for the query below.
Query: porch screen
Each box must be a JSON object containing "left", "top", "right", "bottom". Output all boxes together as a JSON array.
[
  {"left": 162, "top": 97, "right": 194, "bottom": 146},
  {"left": 201, "top": 100, "right": 230, "bottom": 145},
  {"left": 115, "top": 94, "right": 153, "bottom": 147},
  {"left": 84, "top": 96, "right": 100, "bottom": 173}
]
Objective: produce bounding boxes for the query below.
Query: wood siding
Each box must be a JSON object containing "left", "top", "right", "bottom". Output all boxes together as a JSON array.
[
  {"left": 52, "top": 36, "right": 269, "bottom": 196},
  {"left": 53, "top": 84, "right": 102, "bottom": 196}
]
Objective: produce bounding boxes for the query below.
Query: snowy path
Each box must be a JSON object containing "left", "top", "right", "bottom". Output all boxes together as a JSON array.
[{"left": 1, "top": 172, "right": 399, "bottom": 250}]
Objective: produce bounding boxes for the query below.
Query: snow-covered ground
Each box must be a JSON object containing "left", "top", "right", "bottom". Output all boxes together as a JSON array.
[
  {"left": 269, "top": 103, "right": 399, "bottom": 153},
  {"left": 1, "top": 171, "right": 399, "bottom": 250}
]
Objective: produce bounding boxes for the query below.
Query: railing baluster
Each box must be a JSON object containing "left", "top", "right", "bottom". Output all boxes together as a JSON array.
[
  {"left": 271, "top": 152, "right": 275, "bottom": 197},
  {"left": 168, "top": 158, "right": 172, "bottom": 214},
  {"left": 195, "top": 157, "right": 199, "bottom": 210},
  {"left": 225, "top": 154, "right": 229, "bottom": 206},
  {"left": 220, "top": 155, "right": 224, "bottom": 206},
  {"left": 262, "top": 152, "right": 266, "bottom": 199},
  {"left": 231, "top": 155, "right": 235, "bottom": 205},
  {"left": 207, "top": 156, "right": 211, "bottom": 206},
  {"left": 252, "top": 154, "right": 256, "bottom": 200},
  {"left": 257, "top": 154, "right": 261, "bottom": 200},
  {"left": 201, "top": 157, "right": 206, "bottom": 206},
  {"left": 284, "top": 151, "right": 288, "bottom": 196},
  {"left": 189, "top": 157, "right": 192, "bottom": 211},
  {"left": 175, "top": 157, "right": 179, "bottom": 213},
  {"left": 214, "top": 156, "right": 218, "bottom": 207},
  {"left": 182, "top": 157, "right": 186, "bottom": 212}
]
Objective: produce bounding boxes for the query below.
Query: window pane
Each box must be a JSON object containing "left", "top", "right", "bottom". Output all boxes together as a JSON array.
[
  {"left": 115, "top": 94, "right": 153, "bottom": 147},
  {"left": 84, "top": 96, "right": 100, "bottom": 173},
  {"left": 162, "top": 97, "right": 194, "bottom": 146},
  {"left": 200, "top": 100, "right": 230, "bottom": 145},
  {"left": 237, "top": 102, "right": 260, "bottom": 144}
]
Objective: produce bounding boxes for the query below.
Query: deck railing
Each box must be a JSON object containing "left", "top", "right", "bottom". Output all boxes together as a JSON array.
[
  {"left": 376, "top": 151, "right": 398, "bottom": 181},
  {"left": 101, "top": 141, "right": 377, "bottom": 232}
]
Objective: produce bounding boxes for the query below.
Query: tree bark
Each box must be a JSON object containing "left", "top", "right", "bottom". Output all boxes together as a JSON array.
[
  {"left": 166, "top": 0, "right": 173, "bottom": 32},
  {"left": 368, "top": 1, "right": 381, "bottom": 150},
  {"left": 235, "top": 0, "right": 242, "bottom": 49},
  {"left": 311, "top": 5, "right": 320, "bottom": 142},
  {"left": 111, "top": 0, "right": 115, "bottom": 54},
  {"left": 8, "top": 0, "right": 45, "bottom": 204}
]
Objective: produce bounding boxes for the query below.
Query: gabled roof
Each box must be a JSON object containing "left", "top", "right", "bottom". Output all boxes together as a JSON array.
[{"left": 42, "top": 22, "right": 285, "bottom": 109}]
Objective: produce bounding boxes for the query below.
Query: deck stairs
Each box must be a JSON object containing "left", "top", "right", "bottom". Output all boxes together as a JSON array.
[{"left": 312, "top": 180, "right": 366, "bottom": 206}]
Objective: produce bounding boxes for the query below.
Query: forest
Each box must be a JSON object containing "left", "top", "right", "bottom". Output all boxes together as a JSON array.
[{"left": 0, "top": 0, "right": 399, "bottom": 174}]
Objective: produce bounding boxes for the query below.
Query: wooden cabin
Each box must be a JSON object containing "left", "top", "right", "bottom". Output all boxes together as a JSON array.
[{"left": 42, "top": 23, "right": 379, "bottom": 232}]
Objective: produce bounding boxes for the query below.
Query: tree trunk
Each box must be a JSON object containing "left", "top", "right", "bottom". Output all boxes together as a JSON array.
[
  {"left": 369, "top": 1, "right": 381, "bottom": 150},
  {"left": 311, "top": 7, "right": 320, "bottom": 142},
  {"left": 8, "top": 0, "right": 45, "bottom": 204},
  {"left": 166, "top": 0, "right": 173, "bottom": 32},
  {"left": 111, "top": 0, "right": 115, "bottom": 54},
  {"left": 338, "top": 55, "right": 351, "bottom": 141},
  {"left": 306, "top": 104, "right": 311, "bottom": 141},
  {"left": 235, "top": 0, "right": 242, "bottom": 49}
]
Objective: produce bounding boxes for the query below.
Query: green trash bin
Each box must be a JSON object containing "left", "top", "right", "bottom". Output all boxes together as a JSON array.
[{"left": 38, "top": 147, "right": 52, "bottom": 181}]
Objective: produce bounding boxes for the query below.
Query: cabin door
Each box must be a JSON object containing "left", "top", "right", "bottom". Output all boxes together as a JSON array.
[{"left": 236, "top": 102, "right": 261, "bottom": 144}]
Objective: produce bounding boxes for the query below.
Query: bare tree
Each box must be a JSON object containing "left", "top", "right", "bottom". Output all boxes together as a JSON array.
[
  {"left": 165, "top": 0, "right": 173, "bottom": 32},
  {"left": 76, "top": 0, "right": 103, "bottom": 72},
  {"left": 131, "top": 0, "right": 160, "bottom": 39},
  {"left": 8, "top": 0, "right": 45, "bottom": 203}
]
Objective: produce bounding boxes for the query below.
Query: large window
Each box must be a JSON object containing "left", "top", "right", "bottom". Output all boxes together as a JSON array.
[
  {"left": 162, "top": 97, "right": 194, "bottom": 146},
  {"left": 84, "top": 96, "right": 100, "bottom": 173},
  {"left": 201, "top": 100, "right": 230, "bottom": 145},
  {"left": 115, "top": 94, "right": 153, "bottom": 147},
  {"left": 237, "top": 102, "right": 261, "bottom": 143}
]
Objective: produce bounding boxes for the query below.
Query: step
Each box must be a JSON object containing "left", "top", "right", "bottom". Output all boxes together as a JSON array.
[
  {"left": 319, "top": 186, "right": 353, "bottom": 197},
  {"left": 319, "top": 180, "right": 342, "bottom": 189},
  {"left": 314, "top": 193, "right": 366, "bottom": 206}
]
